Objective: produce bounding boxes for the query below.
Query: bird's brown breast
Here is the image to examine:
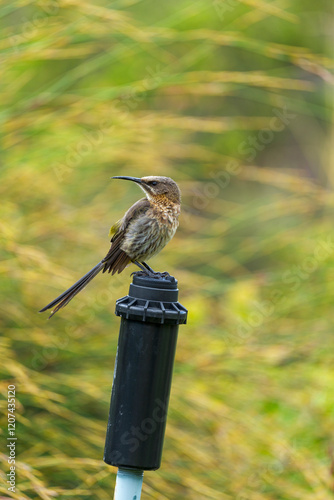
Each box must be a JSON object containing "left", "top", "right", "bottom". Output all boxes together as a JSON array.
[
  {"left": 121, "top": 198, "right": 180, "bottom": 261},
  {"left": 149, "top": 198, "right": 180, "bottom": 226}
]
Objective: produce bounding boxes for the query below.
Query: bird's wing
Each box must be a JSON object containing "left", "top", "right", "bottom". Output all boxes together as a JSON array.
[
  {"left": 108, "top": 219, "right": 122, "bottom": 239},
  {"left": 108, "top": 198, "right": 150, "bottom": 241},
  {"left": 120, "top": 197, "right": 151, "bottom": 231},
  {"left": 102, "top": 198, "right": 150, "bottom": 274}
]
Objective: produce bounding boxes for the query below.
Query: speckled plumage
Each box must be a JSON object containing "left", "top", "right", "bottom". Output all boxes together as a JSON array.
[
  {"left": 40, "top": 176, "right": 181, "bottom": 317},
  {"left": 121, "top": 199, "right": 179, "bottom": 261}
]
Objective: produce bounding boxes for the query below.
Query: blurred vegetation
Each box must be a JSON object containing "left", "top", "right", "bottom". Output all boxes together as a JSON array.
[{"left": 1, "top": 0, "right": 334, "bottom": 498}]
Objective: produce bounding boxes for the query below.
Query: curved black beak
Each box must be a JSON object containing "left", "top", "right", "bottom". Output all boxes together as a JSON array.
[{"left": 111, "top": 176, "right": 142, "bottom": 184}]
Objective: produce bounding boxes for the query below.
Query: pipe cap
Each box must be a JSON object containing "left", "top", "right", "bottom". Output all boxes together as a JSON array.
[{"left": 115, "top": 273, "right": 187, "bottom": 324}]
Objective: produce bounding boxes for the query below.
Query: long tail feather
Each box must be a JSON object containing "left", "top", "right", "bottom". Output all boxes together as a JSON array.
[{"left": 39, "top": 262, "right": 104, "bottom": 318}]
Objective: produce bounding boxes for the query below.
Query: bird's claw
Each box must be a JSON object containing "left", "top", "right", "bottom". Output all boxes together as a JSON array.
[
  {"left": 153, "top": 271, "right": 171, "bottom": 278},
  {"left": 131, "top": 270, "right": 171, "bottom": 279},
  {"left": 131, "top": 270, "right": 146, "bottom": 277}
]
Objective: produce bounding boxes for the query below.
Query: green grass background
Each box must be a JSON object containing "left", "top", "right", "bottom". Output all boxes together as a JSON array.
[{"left": 1, "top": 0, "right": 334, "bottom": 498}]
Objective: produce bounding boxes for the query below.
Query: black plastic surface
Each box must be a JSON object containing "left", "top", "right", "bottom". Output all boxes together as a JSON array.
[
  {"left": 104, "top": 274, "right": 187, "bottom": 470},
  {"left": 115, "top": 274, "right": 187, "bottom": 325}
]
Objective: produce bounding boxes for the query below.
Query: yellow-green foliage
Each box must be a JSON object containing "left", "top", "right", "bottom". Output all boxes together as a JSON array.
[{"left": 1, "top": 0, "right": 333, "bottom": 498}]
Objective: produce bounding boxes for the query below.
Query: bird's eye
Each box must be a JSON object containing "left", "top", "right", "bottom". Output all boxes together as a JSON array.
[{"left": 151, "top": 181, "right": 158, "bottom": 186}]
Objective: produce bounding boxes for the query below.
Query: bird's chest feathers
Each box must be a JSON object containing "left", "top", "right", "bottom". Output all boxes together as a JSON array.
[
  {"left": 122, "top": 198, "right": 180, "bottom": 260},
  {"left": 150, "top": 198, "right": 180, "bottom": 228}
]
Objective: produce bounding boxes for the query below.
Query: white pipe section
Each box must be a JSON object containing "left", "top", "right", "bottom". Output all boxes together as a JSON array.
[{"left": 114, "top": 468, "right": 144, "bottom": 500}]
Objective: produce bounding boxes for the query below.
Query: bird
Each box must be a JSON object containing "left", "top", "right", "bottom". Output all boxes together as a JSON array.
[{"left": 39, "top": 175, "right": 181, "bottom": 318}]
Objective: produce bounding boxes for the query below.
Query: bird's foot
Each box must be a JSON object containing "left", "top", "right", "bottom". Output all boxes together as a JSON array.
[
  {"left": 131, "top": 270, "right": 148, "bottom": 277},
  {"left": 131, "top": 270, "right": 171, "bottom": 279},
  {"left": 151, "top": 271, "right": 171, "bottom": 279},
  {"left": 132, "top": 261, "right": 172, "bottom": 280}
]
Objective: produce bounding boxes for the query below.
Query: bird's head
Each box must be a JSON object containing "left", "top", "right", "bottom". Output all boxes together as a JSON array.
[{"left": 112, "top": 175, "right": 181, "bottom": 204}]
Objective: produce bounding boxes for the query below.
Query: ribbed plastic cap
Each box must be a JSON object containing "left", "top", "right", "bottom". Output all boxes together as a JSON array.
[{"left": 115, "top": 273, "right": 187, "bottom": 325}]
